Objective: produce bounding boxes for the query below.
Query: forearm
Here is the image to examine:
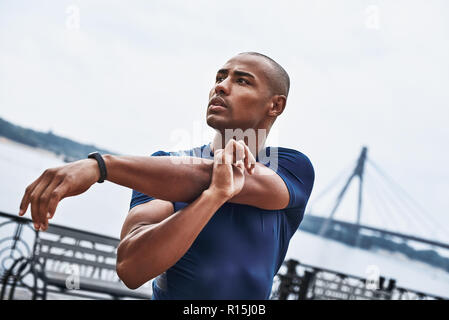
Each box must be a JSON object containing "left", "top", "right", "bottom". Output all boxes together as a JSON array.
[
  {"left": 103, "top": 154, "right": 286, "bottom": 210},
  {"left": 116, "top": 189, "right": 226, "bottom": 289},
  {"left": 103, "top": 154, "right": 214, "bottom": 203}
]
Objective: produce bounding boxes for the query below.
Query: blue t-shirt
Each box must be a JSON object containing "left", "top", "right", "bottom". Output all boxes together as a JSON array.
[{"left": 129, "top": 144, "right": 315, "bottom": 300}]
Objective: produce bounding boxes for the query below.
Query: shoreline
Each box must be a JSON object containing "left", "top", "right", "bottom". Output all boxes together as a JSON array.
[{"left": 0, "top": 136, "right": 63, "bottom": 160}]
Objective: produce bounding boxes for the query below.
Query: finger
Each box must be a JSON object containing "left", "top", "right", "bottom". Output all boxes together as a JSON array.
[
  {"left": 237, "top": 140, "right": 250, "bottom": 172},
  {"left": 19, "top": 176, "right": 44, "bottom": 216},
  {"left": 214, "top": 149, "right": 225, "bottom": 166},
  {"left": 29, "top": 171, "right": 54, "bottom": 230},
  {"left": 223, "top": 139, "right": 236, "bottom": 165},
  {"left": 246, "top": 146, "right": 257, "bottom": 174},
  {"left": 47, "top": 182, "right": 70, "bottom": 221},
  {"left": 224, "top": 139, "right": 244, "bottom": 165},
  {"left": 238, "top": 140, "right": 256, "bottom": 174},
  {"left": 234, "top": 160, "right": 245, "bottom": 173},
  {"left": 38, "top": 175, "right": 64, "bottom": 229},
  {"left": 30, "top": 181, "right": 52, "bottom": 231},
  {"left": 234, "top": 140, "right": 245, "bottom": 165},
  {"left": 213, "top": 149, "right": 221, "bottom": 161}
]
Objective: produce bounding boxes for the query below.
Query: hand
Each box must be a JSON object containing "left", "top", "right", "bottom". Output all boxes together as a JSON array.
[
  {"left": 208, "top": 139, "right": 256, "bottom": 200},
  {"left": 18, "top": 159, "right": 101, "bottom": 231}
]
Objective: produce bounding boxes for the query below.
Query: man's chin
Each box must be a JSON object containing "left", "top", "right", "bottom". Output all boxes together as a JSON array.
[
  {"left": 206, "top": 117, "right": 252, "bottom": 133},
  {"left": 206, "top": 115, "right": 229, "bottom": 130}
]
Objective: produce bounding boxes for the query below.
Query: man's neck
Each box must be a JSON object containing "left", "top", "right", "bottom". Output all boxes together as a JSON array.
[{"left": 209, "top": 129, "right": 268, "bottom": 158}]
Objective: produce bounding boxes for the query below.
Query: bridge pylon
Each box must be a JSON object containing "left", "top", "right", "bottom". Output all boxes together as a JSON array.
[{"left": 318, "top": 146, "right": 368, "bottom": 238}]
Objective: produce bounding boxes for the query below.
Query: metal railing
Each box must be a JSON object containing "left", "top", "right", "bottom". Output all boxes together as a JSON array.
[
  {"left": 270, "top": 259, "right": 446, "bottom": 300},
  {"left": 0, "top": 211, "right": 152, "bottom": 300},
  {"left": 1, "top": 211, "right": 446, "bottom": 300}
]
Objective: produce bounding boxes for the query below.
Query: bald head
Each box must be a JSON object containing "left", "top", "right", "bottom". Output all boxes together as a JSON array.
[{"left": 238, "top": 52, "right": 290, "bottom": 98}]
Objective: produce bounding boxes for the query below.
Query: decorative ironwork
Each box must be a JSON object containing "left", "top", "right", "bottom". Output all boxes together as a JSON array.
[
  {"left": 271, "top": 259, "right": 446, "bottom": 300},
  {"left": 1, "top": 211, "right": 446, "bottom": 300},
  {"left": 0, "top": 211, "right": 152, "bottom": 300}
]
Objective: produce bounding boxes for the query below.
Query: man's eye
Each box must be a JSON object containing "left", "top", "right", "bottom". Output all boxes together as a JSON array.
[
  {"left": 237, "top": 78, "right": 249, "bottom": 85},
  {"left": 216, "top": 76, "right": 224, "bottom": 83}
]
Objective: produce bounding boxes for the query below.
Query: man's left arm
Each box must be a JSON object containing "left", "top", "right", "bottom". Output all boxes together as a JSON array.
[
  {"left": 229, "top": 162, "right": 292, "bottom": 210},
  {"left": 230, "top": 148, "right": 315, "bottom": 210},
  {"left": 19, "top": 140, "right": 313, "bottom": 230}
]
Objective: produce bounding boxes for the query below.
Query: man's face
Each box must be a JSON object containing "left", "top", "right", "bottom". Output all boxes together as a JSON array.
[{"left": 206, "top": 54, "right": 273, "bottom": 132}]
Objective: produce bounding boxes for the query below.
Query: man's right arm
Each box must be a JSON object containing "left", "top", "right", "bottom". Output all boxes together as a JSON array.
[
  {"left": 116, "top": 144, "right": 248, "bottom": 289},
  {"left": 116, "top": 190, "right": 226, "bottom": 289}
]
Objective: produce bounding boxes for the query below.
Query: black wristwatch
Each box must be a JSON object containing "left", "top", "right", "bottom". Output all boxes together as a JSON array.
[{"left": 87, "top": 152, "right": 108, "bottom": 183}]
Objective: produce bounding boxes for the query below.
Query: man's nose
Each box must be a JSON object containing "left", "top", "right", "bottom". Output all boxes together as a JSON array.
[{"left": 215, "top": 78, "right": 230, "bottom": 96}]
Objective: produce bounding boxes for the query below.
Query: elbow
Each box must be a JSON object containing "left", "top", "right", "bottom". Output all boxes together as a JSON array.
[
  {"left": 117, "top": 259, "right": 160, "bottom": 290},
  {"left": 116, "top": 240, "right": 159, "bottom": 290},
  {"left": 116, "top": 260, "right": 142, "bottom": 290},
  {"left": 116, "top": 240, "right": 144, "bottom": 290}
]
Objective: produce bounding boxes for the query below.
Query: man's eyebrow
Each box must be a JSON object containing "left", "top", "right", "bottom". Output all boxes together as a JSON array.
[{"left": 216, "top": 69, "right": 256, "bottom": 79}]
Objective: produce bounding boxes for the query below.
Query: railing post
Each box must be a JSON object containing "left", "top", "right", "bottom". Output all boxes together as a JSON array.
[
  {"left": 298, "top": 270, "right": 315, "bottom": 300},
  {"left": 278, "top": 259, "right": 299, "bottom": 300},
  {"left": 373, "top": 276, "right": 396, "bottom": 300}
]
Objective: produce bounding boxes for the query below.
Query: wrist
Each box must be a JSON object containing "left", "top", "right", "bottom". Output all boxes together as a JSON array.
[
  {"left": 102, "top": 154, "right": 113, "bottom": 181},
  {"left": 87, "top": 158, "right": 101, "bottom": 182},
  {"left": 88, "top": 152, "right": 108, "bottom": 183},
  {"left": 204, "top": 187, "right": 232, "bottom": 204}
]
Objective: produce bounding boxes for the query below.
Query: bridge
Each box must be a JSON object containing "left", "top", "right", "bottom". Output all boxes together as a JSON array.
[{"left": 299, "top": 146, "right": 449, "bottom": 272}]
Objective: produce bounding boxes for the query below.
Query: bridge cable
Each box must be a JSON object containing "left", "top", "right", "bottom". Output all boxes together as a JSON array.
[
  {"left": 363, "top": 169, "right": 408, "bottom": 234},
  {"left": 306, "top": 163, "right": 354, "bottom": 215},
  {"left": 367, "top": 159, "right": 449, "bottom": 240},
  {"left": 365, "top": 168, "right": 431, "bottom": 238},
  {"left": 363, "top": 172, "right": 396, "bottom": 230}
]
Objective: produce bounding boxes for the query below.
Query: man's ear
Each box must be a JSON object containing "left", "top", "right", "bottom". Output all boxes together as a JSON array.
[{"left": 267, "top": 95, "right": 287, "bottom": 117}]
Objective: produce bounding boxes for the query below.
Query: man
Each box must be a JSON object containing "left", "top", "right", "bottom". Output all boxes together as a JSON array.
[{"left": 18, "top": 52, "right": 315, "bottom": 299}]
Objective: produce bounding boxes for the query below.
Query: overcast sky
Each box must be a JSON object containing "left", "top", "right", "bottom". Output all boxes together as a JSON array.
[{"left": 1, "top": 0, "right": 448, "bottom": 241}]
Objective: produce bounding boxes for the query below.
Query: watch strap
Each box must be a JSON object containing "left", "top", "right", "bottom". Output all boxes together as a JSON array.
[{"left": 87, "top": 152, "right": 107, "bottom": 183}]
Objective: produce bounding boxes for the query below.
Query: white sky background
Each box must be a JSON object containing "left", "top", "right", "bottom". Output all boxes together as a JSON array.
[{"left": 1, "top": 1, "right": 448, "bottom": 241}]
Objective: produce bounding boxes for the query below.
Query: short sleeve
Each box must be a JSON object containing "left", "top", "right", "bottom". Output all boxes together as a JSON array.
[
  {"left": 269, "top": 147, "right": 315, "bottom": 210},
  {"left": 129, "top": 150, "right": 171, "bottom": 210},
  {"left": 263, "top": 147, "right": 315, "bottom": 270}
]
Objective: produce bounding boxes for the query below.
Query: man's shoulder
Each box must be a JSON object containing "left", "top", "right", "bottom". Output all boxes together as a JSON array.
[
  {"left": 150, "top": 150, "right": 171, "bottom": 157},
  {"left": 265, "top": 146, "right": 313, "bottom": 167},
  {"left": 273, "top": 146, "right": 309, "bottom": 157},
  {"left": 149, "top": 144, "right": 210, "bottom": 157}
]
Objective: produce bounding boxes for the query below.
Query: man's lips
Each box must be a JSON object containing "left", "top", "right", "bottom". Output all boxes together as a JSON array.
[
  {"left": 208, "top": 96, "right": 228, "bottom": 109},
  {"left": 208, "top": 105, "right": 227, "bottom": 112}
]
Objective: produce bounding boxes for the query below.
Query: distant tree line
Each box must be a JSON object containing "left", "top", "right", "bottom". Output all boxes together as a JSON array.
[{"left": 0, "top": 117, "right": 119, "bottom": 162}]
